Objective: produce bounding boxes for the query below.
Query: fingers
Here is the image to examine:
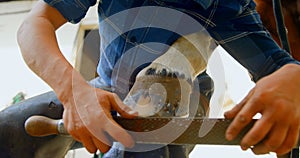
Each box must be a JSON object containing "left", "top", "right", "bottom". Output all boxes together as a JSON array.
[
  {"left": 78, "top": 130, "right": 111, "bottom": 153},
  {"left": 109, "top": 93, "right": 138, "bottom": 118},
  {"left": 81, "top": 107, "right": 134, "bottom": 149},
  {"left": 225, "top": 88, "right": 299, "bottom": 155},
  {"left": 64, "top": 117, "right": 112, "bottom": 153},
  {"left": 275, "top": 125, "right": 300, "bottom": 155},
  {"left": 225, "top": 113, "right": 254, "bottom": 141},
  {"left": 80, "top": 135, "right": 98, "bottom": 153},
  {"left": 66, "top": 114, "right": 113, "bottom": 153},
  {"left": 63, "top": 88, "right": 136, "bottom": 154},
  {"left": 225, "top": 93, "right": 261, "bottom": 141},
  {"left": 104, "top": 118, "right": 135, "bottom": 148},
  {"left": 92, "top": 136, "right": 111, "bottom": 153},
  {"left": 92, "top": 93, "right": 136, "bottom": 148},
  {"left": 250, "top": 123, "right": 288, "bottom": 154},
  {"left": 240, "top": 116, "right": 274, "bottom": 150}
]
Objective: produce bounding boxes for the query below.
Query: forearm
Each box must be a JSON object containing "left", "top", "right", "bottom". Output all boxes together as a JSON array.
[{"left": 17, "top": 5, "right": 86, "bottom": 102}]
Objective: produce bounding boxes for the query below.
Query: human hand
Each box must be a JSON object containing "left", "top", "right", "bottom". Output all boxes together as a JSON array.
[
  {"left": 224, "top": 64, "right": 300, "bottom": 155},
  {"left": 60, "top": 78, "right": 138, "bottom": 154}
]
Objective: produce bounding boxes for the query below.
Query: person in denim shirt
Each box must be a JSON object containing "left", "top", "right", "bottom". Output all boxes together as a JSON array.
[{"left": 17, "top": 0, "right": 300, "bottom": 157}]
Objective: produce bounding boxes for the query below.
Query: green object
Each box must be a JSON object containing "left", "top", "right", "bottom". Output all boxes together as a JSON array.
[
  {"left": 93, "top": 153, "right": 98, "bottom": 158},
  {"left": 93, "top": 152, "right": 104, "bottom": 158},
  {"left": 12, "top": 92, "right": 25, "bottom": 104}
]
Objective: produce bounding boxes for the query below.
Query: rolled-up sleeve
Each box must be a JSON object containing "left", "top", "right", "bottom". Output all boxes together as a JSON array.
[{"left": 44, "top": 0, "right": 97, "bottom": 23}]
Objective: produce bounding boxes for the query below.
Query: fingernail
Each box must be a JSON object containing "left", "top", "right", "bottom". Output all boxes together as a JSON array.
[
  {"left": 224, "top": 111, "right": 233, "bottom": 119},
  {"left": 127, "top": 140, "right": 135, "bottom": 148},
  {"left": 241, "top": 145, "right": 249, "bottom": 150},
  {"left": 224, "top": 112, "right": 229, "bottom": 118},
  {"left": 128, "top": 110, "right": 138, "bottom": 115}
]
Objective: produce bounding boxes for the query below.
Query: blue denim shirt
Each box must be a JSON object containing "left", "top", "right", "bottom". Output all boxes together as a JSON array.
[{"left": 44, "top": 0, "right": 299, "bottom": 94}]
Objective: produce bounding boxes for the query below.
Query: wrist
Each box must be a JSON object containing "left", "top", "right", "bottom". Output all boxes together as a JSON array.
[
  {"left": 53, "top": 69, "right": 89, "bottom": 105},
  {"left": 281, "top": 63, "right": 300, "bottom": 75}
]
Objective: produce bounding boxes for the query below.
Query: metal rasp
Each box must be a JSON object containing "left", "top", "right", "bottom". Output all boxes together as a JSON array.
[{"left": 25, "top": 115, "right": 300, "bottom": 146}]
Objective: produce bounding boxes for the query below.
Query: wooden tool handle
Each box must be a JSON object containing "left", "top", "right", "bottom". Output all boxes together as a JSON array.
[
  {"left": 24, "top": 115, "right": 68, "bottom": 137},
  {"left": 23, "top": 115, "right": 300, "bottom": 147}
]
